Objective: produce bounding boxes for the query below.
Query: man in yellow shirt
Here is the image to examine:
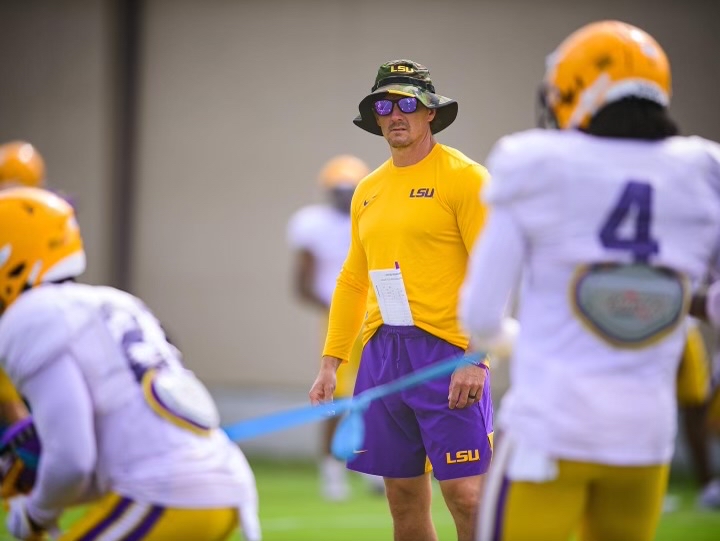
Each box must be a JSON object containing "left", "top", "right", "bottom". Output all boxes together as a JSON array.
[{"left": 309, "top": 60, "right": 492, "bottom": 541}]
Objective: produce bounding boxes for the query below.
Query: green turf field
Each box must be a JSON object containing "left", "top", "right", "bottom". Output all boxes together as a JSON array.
[{"left": 2, "top": 459, "right": 719, "bottom": 540}]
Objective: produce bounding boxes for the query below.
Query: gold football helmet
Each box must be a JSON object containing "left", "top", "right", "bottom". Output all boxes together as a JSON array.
[
  {"left": 0, "top": 141, "right": 46, "bottom": 190},
  {"left": 539, "top": 20, "right": 671, "bottom": 130},
  {"left": 0, "top": 187, "right": 85, "bottom": 315}
]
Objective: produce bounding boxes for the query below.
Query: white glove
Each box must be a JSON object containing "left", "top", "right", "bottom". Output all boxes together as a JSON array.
[
  {"left": 6, "top": 496, "right": 60, "bottom": 540},
  {"left": 7, "top": 496, "right": 43, "bottom": 540}
]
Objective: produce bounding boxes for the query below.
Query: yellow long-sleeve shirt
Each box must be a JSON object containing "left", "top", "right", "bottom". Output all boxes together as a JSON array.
[{"left": 323, "top": 143, "right": 490, "bottom": 361}]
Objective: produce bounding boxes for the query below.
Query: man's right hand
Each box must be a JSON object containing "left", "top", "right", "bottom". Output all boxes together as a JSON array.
[{"left": 308, "top": 356, "right": 343, "bottom": 405}]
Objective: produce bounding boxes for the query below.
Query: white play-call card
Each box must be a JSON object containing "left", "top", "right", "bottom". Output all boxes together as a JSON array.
[{"left": 369, "top": 266, "right": 414, "bottom": 326}]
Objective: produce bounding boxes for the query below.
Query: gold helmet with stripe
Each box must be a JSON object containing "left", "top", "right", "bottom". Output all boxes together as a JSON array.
[
  {"left": 538, "top": 21, "right": 671, "bottom": 130},
  {"left": 0, "top": 187, "right": 85, "bottom": 315}
]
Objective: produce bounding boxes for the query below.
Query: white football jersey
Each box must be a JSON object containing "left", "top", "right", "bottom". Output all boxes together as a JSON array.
[
  {"left": 0, "top": 282, "right": 256, "bottom": 509},
  {"left": 286, "top": 205, "right": 351, "bottom": 306},
  {"left": 477, "top": 129, "right": 720, "bottom": 465}
]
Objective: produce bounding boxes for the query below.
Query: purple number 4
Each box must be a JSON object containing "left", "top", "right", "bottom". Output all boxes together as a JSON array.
[{"left": 599, "top": 181, "right": 659, "bottom": 263}]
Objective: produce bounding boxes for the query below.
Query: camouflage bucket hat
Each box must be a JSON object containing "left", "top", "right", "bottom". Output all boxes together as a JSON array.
[{"left": 354, "top": 59, "right": 458, "bottom": 136}]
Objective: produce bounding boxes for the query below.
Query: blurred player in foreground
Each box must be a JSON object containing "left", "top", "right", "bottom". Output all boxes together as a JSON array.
[
  {"left": 0, "top": 187, "right": 261, "bottom": 541},
  {"left": 0, "top": 141, "right": 46, "bottom": 441},
  {"left": 460, "top": 20, "right": 720, "bottom": 541},
  {"left": 287, "top": 154, "right": 383, "bottom": 500}
]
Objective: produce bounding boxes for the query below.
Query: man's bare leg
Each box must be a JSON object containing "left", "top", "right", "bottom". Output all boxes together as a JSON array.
[
  {"left": 440, "top": 474, "right": 486, "bottom": 541},
  {"left": 386, "top": 473, "right": 438, "bottom": 541}
]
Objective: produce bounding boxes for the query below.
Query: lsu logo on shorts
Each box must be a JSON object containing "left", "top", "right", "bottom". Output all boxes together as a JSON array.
[{"left": 446, "top": 449, "right": 482, "bottom": 464}]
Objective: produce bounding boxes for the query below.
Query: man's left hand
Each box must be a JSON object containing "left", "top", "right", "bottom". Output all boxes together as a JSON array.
[{"left": 448, "top": 363, "right": 487, "bottom": 409}]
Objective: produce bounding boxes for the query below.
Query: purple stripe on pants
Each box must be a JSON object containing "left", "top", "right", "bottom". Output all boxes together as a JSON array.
[
  {"left": 124, "top": 505, "right": 165, "bottom": 540},
  {"left": 348, "top": 325, "right": 493, "bottom": 480}
]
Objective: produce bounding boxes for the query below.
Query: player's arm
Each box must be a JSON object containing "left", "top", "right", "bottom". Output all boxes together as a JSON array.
[
  {"left": 287, "top": 208, "right": 328, "bottom": 311},
  {"left": 292, "top": 249, "right": 328, "bottom": 311},
  {"left": 691, "top": 242, "right": 720, "bottom": 326},
  {"left": 18, "top": 353, "right": 97, "bottom": 529},
  {"left": 459, "top": 205, "right": 523, "bottom": 359},
  {"left": 693, "top": 139, "right": 720, "bottom": 327}
]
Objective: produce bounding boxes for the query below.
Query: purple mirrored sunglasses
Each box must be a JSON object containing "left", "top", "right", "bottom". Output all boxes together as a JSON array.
[{"left": 373, "top": 96, "right": 419, "bottom": 116}]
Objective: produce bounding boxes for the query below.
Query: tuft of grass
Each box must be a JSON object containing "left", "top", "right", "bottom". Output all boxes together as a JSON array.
[{"left": 1, "top": 459, "right": 719, "bottom": 540}]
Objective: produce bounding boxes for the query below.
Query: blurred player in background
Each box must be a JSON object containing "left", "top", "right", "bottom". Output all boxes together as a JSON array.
[
  {"left": 287, "top": 154, "right": 383, "bottom": 500},
  {"left": 690, "top": 280, "right": 720, "bottom": 508},
  {"left": 674, "top": 319, "right": 719, "bottom": 510},
  {"left": 460, "top": 20, "right": 720, "bottom": 541},
  {"left": 0, "top": 187, "right": 261, "bottom": 541},
  {"left": 0, "top": 141, "right": 46, "bottom": 191},
  {"left": 310, "top": 60, "right": 493, "bottom": 541}
]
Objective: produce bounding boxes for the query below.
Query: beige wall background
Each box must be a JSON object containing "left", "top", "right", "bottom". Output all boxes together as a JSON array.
[
  {"left": 1, "top": 0, "right": 719, "bottom": 393},
  {"left": 0, "top": 1, "right": 113, "bottom": 286}
]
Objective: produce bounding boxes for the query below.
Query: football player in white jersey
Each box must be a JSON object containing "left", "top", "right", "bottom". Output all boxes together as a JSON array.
[
  {"left": 287, "top": 155, "right": 385, "bottom": 499},
  {"left": 0, "top": 141, "right": 47, "bottom": 499},
  {"left": 0, "top": 187, "right": 261, "bottom": 541},
  {"left": 459, "top": 20, "right": 720, "bottom": 541},
  {"left": 0, "top": 140, "right": 46, "bottom": 417}
]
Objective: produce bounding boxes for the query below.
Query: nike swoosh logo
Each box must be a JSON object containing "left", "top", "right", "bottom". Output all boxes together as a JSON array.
[
  {"left": 353, "top": 449, "right": 368, "bottom": 454},
  {"left": 363, "top": 195, "right": 377, "bottom": 207}
]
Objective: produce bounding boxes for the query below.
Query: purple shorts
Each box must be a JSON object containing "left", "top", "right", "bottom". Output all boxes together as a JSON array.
[{"left": 348, "top": 325, "right": 493, "bottom": 481}]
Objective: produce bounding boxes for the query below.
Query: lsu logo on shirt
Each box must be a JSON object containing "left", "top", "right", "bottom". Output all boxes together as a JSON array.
[
  {"left": 409, "top": 188, "right": 434, "bottom": 198},
  {"left": 446, "top": 449, "right": 481, "bottom": 464}
]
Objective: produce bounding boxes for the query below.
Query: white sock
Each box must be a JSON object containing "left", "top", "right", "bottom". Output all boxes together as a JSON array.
[{"left": 320, "top": 456, "right": 349, "bottom": 501}]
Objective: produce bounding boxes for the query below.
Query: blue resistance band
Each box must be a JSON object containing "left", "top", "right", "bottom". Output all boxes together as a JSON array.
[{"left": 222, "top": 351, "right": 484, "bottom": 444}]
